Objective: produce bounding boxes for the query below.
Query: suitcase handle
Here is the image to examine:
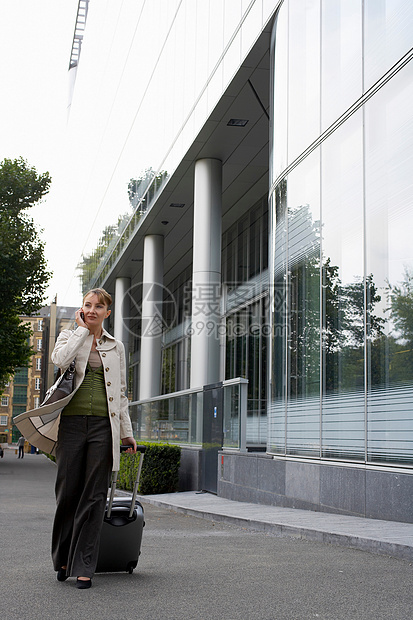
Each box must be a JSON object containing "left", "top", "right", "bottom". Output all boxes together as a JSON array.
[
  {"left": 120, "top": 444, "right": 146, "bottom": 453},
  {"left": 107, "top": 447, "right": 146, "bottom": 518},
  {"left": 129, "top": 452, "right": 144, "bottom": 518}
]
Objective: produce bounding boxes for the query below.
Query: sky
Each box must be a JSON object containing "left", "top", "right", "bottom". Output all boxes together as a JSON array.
[{"left": 0, "top": 0, "right": 82, "bottom": 307}]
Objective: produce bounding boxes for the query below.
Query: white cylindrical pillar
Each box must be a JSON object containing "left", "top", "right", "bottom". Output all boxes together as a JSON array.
[
  {"left": 114, "top": 277, "right": 131, "bottom": 363},
  {"left": 139, "top": 235, "right": 164, "bottom": 399},
  {"left": 190, "top": 158, "right": 222, "bottom": 388}
]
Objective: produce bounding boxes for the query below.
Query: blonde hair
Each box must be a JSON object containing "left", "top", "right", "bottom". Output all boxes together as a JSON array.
[{"left": 83, "top": 288, "right": 112, "bottom": 308}]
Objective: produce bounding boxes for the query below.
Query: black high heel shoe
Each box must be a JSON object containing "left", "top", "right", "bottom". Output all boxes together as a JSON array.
[
  {"left": 56, "top": 567, "right": 68, "bottom": 581},
  {"left": 76, "top": 577, "right": 92, "bottom": 589}
]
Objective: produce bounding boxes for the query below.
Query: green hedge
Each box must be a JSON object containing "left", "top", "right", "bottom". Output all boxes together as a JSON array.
[
  {"left": 117, "top": 442, "right": 181, "bottom": 494},
  {"left": 42, "top": 452, "right": 55, "bottom": 463}
]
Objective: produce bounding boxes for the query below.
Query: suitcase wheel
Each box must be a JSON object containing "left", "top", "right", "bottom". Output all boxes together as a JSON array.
[{"left": 127, "top": 561, "right": 137, "bottom": 574}]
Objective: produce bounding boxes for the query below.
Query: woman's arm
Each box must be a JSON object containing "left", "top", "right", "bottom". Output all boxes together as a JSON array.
[
  {"left": 118, "top": 340, "right": 135, "bottom": 450},
  {"left": 51, "top": 327, "right": 90, "bottom": 370}
]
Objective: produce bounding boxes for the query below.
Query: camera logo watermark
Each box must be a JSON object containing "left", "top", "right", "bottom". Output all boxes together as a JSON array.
[
  {"left": 119, "top": 282, "right": 177, "bottom": 338},
  {"left": 119, "top": 282, "right": 288, "bottom": 338}
]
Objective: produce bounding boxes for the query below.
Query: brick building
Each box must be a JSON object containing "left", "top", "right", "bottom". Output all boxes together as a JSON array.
[{"left": 0, "top": 302, "right": 76, "bottom": 445}]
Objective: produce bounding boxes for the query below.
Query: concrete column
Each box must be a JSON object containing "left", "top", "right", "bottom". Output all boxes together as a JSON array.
[
  {"left": 114, "top": 277, "right": 131, "bottom": 378},
  {"left": 190, "top": 158, "right": 222, "bottom": 388},
  {"left": 139, "top": 235, "right": 164, "bottom": 399}
]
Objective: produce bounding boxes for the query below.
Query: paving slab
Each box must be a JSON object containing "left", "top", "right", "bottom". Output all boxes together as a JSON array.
[{"left": 132, "top": 490, "right": 413, "bottom": 561}]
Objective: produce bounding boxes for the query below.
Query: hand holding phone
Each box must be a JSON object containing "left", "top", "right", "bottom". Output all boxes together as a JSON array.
[{"left": 76, "top": 308, "right": 86, "bottom": 325}]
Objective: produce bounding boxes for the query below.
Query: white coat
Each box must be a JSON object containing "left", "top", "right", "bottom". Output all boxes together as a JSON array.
[{"left": 14, "top": 326, "right": 133, "bottom": 471}]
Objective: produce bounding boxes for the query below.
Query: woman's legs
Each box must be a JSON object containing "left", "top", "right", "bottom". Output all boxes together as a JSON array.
[
  {"left": 52, "top": 416, "right": 112, "bottom": 578},
  {"left": 52, "top": 416, "right": 85, "bottom": 572},
  {"left": 69, "top": 417, "right": 112, "bottom": 578}
]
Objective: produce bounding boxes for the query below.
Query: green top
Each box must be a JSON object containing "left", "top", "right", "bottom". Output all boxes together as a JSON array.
[{"left": 62, "top": 363, "right": 108, "bottom": 417}]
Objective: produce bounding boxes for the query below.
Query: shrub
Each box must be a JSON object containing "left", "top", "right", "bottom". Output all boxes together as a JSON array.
[
  {"left": 117, "top": 442, "right": 181, "bottom": 494},
  {"left": 42, "top": 452, "right": 56, "bottom": 463}
]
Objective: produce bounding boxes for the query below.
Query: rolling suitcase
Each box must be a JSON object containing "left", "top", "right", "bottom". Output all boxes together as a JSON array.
[{"left": 96, "top": 445, "right": 146, "bottom": 574}]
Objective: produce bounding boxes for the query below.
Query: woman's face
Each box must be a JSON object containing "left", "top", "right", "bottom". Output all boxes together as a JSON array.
[{"left": 82, "top": 293, "right": 111, "bottom": 327}]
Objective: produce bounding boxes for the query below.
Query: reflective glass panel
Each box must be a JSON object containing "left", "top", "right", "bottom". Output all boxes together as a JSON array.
[
  {"left": 271, "top": 151, "right": 321, "bottom": 456},
  {"left": 321, "top": 0, "right": 362, "bottom": 130},
  {"left": 130, "top": 390, "right": 202, "bottom": 445},
  {"left": 287, "top": 0, "right": 321, "bottom": 164},
  {"left": 271, "top": 0, "right": 288, "bottom": 182},
  {"left": 364, "top": 0, "right": 413, "bottom": 91},
  {"left": 269, "top": 184, "right": 288, "bottom": 454},
  {"left": 365, "top": 61, "right": 413, "bottom": 465},
  {"left": 223, "top": 383, "right": 240, "bottom": 449},
  {"left": 321, "top": 111, "right": 365, "bottom": 460},
  {"left": 286, "top": 151, "right": 321, "bottom": 456}
]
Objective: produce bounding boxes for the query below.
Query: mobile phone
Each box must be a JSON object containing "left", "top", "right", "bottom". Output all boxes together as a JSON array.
[{"left": 80, "top": 311, "right": 85, "bottom": 321}]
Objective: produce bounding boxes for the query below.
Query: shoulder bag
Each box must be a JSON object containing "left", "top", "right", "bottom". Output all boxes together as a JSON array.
[{"left": 40, "top": 359, "right": 76, "bottom": 406}]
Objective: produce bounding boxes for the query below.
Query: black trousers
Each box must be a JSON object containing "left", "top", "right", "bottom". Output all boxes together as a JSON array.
[{"left": 52, "top": 416, "right": 113, "bottom": 578}]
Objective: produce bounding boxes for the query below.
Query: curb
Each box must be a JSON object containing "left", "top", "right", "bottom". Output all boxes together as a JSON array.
[{"left": 133, "top": 494, "right": 413, "bottom": 563}]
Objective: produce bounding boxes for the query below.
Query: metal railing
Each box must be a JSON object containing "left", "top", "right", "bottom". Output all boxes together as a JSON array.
[
  {"left": 128, "top": 378, "right": 249, "bottom": 450},
  {"left": 69, "top": 0, "right": 89, "bottom": 70},
  {"left": 129, "top": 385, "right": 203, "bottom": 445}
]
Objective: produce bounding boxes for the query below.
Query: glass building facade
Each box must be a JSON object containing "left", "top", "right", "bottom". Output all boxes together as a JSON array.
[
  {"left": 69, "top": 0, "right": 413, "bottom": 519},
  {"left": 269, "top": 0, "right": 413, "bottom": 466}
]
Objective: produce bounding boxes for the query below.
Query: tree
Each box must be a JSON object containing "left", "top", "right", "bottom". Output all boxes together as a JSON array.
[
  {"left": 0, "top": 157, "right": 52, "bottom": 391},
  {"left": 387, "top": 268, "right": 413, "bottom": 345},
  {"left": 385, "top": 268, "right": 413, "bottom": 383},
  {"left": 78, "top": 168, "right": 169, "bottom": 293},
  {"left": 77, "top": 216, "right": 130, "bottom": 294}
]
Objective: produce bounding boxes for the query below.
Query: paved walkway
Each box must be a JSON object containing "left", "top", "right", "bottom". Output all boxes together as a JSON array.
[
  {"left": 130, "top": 490, "right": 413, "bottom": 561},
  {"left": 3, "top": 452, "right": 413, "bottom": 620},
  {"left": 3, "top": 445, "right": 413, "bottom": 563}
]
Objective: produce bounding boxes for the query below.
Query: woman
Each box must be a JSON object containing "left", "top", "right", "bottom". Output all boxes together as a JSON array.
[{"left": 51, "top": 287, "right": 136, "bottom": 589}]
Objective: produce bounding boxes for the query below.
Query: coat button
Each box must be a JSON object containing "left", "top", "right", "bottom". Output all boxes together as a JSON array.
[
  {"left": 105, "top": 367, "right": 109, "bottom": 372},
  {"left": 98, "top": 340, "right": 102, "bottom": 345},
  {"left": 109, "top": 397, "right": 113, "bottom": 402},
  {"left": 111, "top": 412, "right": 116, "bottom": 417},
  {"left": 102, "top": 352, "right": 106, "bottom": 357},
  {"left": 107, "top": 382, "right": 111, "bottom": 386}
]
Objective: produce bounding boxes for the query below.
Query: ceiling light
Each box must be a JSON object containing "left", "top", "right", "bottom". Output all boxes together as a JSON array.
[{"left": 227, "top": 118, "right": 249, "bottom": 127}]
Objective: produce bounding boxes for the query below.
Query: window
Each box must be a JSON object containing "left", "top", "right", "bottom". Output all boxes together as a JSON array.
[
  {"left": 222, "top": 197, "right": 269, "bottom": 446},
  {"left": 13, "top": 386, "right": 27, "bottom": 405},
  {"left": 225, "top": 298, "right": 268, "bottom": 446},
  {"left": 38, "top": 319, "right": 44, "bottom": 331},
  {"left": 37, "top": 339, "right": 42, "bottom": 351},
  {"left": 34, "top": 396, "right": 40, "bottom": 409},
  {"left": 36, "top": 358, "right": 42, "bottom": 371},
  {"left": 12, "top": 406, "right": 26, "bottom": 420},
  {"left": 35, "top": 378, "right": 41, "bottom": 391},
  {"left": 223, "top": 197, "right": 268, "bottom": 295},
  {"left": 0, "top": 415, "right": 8, "bottom": 425},
  {"left": 1, "top": 396, "right": 9, "bottom": 407},
  {"left": 14, "top": 368, "right": 28, "bottom": 383}
]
